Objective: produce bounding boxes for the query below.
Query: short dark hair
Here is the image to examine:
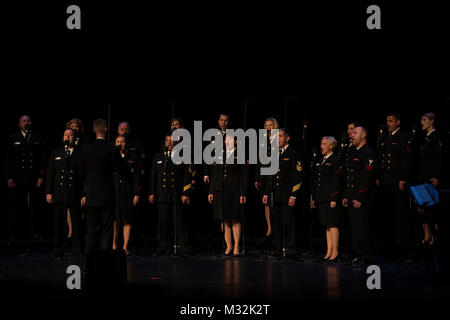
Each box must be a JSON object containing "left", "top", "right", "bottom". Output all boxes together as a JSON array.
[
  {"left": 357, "top": 126, "right": 368, "bottom": 137},
  {"left": 93, "top": 118, "right": 107, "bottom": 134},
  {"left": 218, "top": 112, "right": 231, "bottom": 121},
  {"left": 348, "top": 121, "right": 359, "bottom": 127},
  {"left": 386, "top": 111, "right": 401, "bottom": 121},
  {"left": 279, "top": 128, "right": 290, "bottom": 138},
  {"left": 169, "top": 117, "right": 184, "bottom": 129},
  {"left": 115, "top": 134, "right": 128, "bottom": 143}
]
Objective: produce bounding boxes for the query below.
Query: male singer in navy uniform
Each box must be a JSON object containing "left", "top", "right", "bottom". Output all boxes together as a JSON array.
[
  {"left": 6, "top": 115, "right": 47, "bottom": 245},
  {"left": 262, "top": 129, "right": 303, "bottom": 256},
  {"left": 203, "top": 112, "right": 231, "bottom": 185},
  {"left": 148, "top": 133, "right": 191, "bottom": 255},
  {"left": 376, "top": 112, "right": 412, "bottom": 254},
  {"left": 343, "top": 126, "right": 377, "bottom": 267},
  {"left": 80, "top": 119, "right": 123, "bottom": 254},
  {"left": 45, "top": 128, "right": 82, "bottom": 258}
]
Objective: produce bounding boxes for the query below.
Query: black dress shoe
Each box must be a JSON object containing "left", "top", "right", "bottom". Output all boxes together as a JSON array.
[{"left": 328, "top": 255, "right": 340, "bottom": 265}]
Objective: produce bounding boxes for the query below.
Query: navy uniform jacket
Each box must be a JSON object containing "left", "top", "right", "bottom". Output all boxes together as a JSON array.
[
  {"left": 418, "top": 130, "right": 442, "bottom": 183},
  {"left": 377, "top": 129, "right": 412, "bottom": 185},
  {"left": 5, "top": 131, "right": 47, "bottom": 187},
  {"left": 263, "top": 146, "right": 303, "bottom": 204},
  {"left": 312, "top": 153, "right": 341, "bottom": 203},
  {"left": 149, "top": 151, "right": 191, "bottom": 203},
  {"left": 113, "top": 151, "right": 142, "bottom": 199},
  {"left": 209, "top": 153, "right": 248, "bottom": 196},
  {"left": 80, "top": 139, "right": 123, "bottom": 207},
  {"left": 45, "top": 147, "right": 82, "bottom": 206},
  {"left": 343, "top": 144, "right": 377, "bottom": 203}
]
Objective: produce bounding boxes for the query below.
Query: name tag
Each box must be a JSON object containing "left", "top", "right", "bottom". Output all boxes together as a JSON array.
[
  {"left": 157, "top": 160, "right": 162, "bottom": 164},
  {"left": 14, "top": 141, "right": 20, "bottom": 145},
  {"left": 55, "top": 157, "right": 62, "bottom": 160}
]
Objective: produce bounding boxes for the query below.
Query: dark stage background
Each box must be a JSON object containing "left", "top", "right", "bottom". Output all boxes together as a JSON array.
[{"left": 1, "top": 1, "right": 450, "bottom": 243}]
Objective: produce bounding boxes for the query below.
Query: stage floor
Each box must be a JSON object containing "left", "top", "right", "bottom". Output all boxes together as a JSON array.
[{"left": 1, "top": 241, "right": 450, "bottom": 318}]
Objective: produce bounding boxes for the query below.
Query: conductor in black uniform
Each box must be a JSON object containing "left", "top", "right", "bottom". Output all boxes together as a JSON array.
[
  {"left": 343, "top": 127, "right": 377, "bottom": 267},
  {"left": 80, "top": 119, "right": 122, "bottom": 254},
  {"left": 311, "top": 136, "right": 341, "bottom": 263},
  {"left": 6, "top": 115, "right": 47, "bottom": 245},
  {"left": 45, "top": 128, "right": 82, "bottom": 258},
  {"left": 262, "top": 129, "right": 303, "bottom": 256},
  {"left": 112, "top": 135, "right": 142, "bottom": 255},
  {"left": 417, "top": 113, "right": 442, "bottom": 246},
  {"left": 376, "top": 112, "right": 412, "bottom": 251},
  {"left": 208, "top": 135, "right": 248, "bottom": 255},
  {"left": 148, "top": 134, "right": 192, "bottom": 255}
]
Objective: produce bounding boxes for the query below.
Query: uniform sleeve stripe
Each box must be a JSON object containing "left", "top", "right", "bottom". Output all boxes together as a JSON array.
[
  {"left": 183, "top": 184, "right": 192, "bottom": 192},
  {"left": 292, "top": 182, "right": 302, "bottom": 193},
  {"left": 356, "top": 187, "right": 368, "bottom": 194}
]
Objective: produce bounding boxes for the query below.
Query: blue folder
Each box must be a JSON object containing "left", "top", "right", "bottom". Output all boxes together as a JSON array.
[{"left": 409, "top": 183, "right": 440, "bottom": 207}]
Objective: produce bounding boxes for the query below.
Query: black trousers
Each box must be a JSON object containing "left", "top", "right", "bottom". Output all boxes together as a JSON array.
[
  {"left": 271, "top": 202, "right": 296, "bottom": 252},
  {"left": 7, "top": 185, "right": 40, "bottom": 241},
  {"left": 157, "top": 201, "right": 186, "bottom": 252},
  {"left": 347, "top": 204, "right": 371, "bottom": 258},
  {"left": 53, "top": 204, "right": 82, "bottom": 256},
  {"left": 85, "top": 206, "right": 113, "bottom": 254},
  {"left": 378, "top": 184, "right": 411, "bottom": 245}
]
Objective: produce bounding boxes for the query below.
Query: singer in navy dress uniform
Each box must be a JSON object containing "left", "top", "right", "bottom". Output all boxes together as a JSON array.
[
  {"left": 376, "top": 112, "right": 412, "bottom": 250},
  {"left": 149, "top": 133, "right": 192, "bottom": 255},
  {"left": 342, "top": 127, "right": 377, "bottom": 267},
  {"left": 6, "top": 115, "right": 47, "bottom": 245},
  {"left": 263, "top": 129, "right": 303, "bottom": 256},
  {"left": 45, "top": 128, "right": 82, "bottom": 258},
  {"left": 203, "top": 112, "right": 231, "bottom": 185},
  {"left": 312, "top": 136, "right": 341, "bottom": 263},
  {"left": 113, "top": 135, "right": 142, "bottom": 255},
  {"left": 208, "top": 135, "right": 248, "bottom": 255},
  {"left": 254, "top": 117, "right": 279, "bottom": 237},
  {"left": 417, "top": 113, "right": 443, "bottom": 246}
]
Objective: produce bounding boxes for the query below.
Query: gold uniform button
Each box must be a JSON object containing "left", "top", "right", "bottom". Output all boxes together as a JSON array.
[
  {"left": 276, "top": 183, "right": 279, "bottom": 186},
  {"left": 62, "top": 170, "right": 65, "bottom": 173},
  {"left": 224, "top": 175, "right": 227, "bottom": 177},
  {"left": 276, "top": 176, "right": 279, "bottom": 179},
  {"left": 163, "top": 184, "right": 166, "bottom": 188}
]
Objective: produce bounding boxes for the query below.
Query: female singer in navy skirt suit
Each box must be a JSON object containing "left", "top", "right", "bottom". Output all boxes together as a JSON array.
[{"left": 312, "top": 136, "right": 341, "bottom": 263}]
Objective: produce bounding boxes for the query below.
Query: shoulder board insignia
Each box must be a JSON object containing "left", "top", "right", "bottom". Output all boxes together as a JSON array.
[{"left": 14, "top": 141, "right": 20, "bottom": 145}]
